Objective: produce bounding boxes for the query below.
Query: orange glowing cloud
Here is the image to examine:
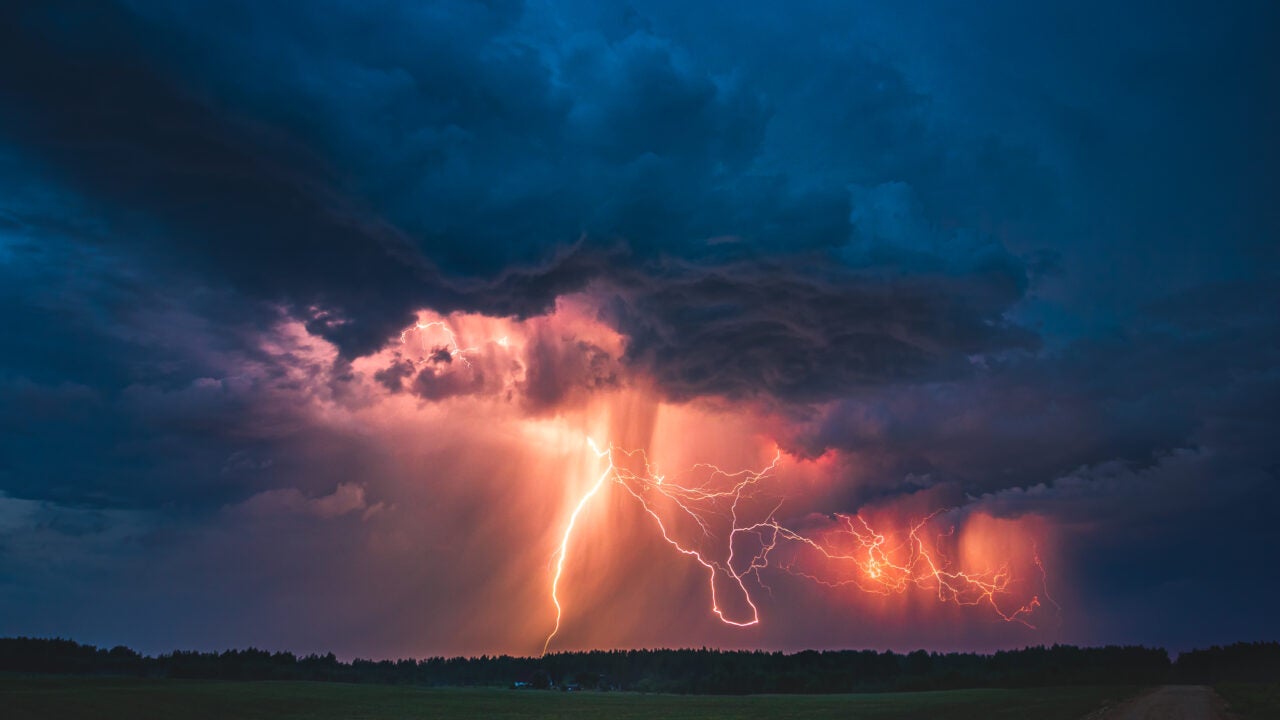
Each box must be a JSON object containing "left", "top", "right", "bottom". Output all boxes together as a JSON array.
[{"left": 255, "top": 297, "right": 1058, "bottom": 654}]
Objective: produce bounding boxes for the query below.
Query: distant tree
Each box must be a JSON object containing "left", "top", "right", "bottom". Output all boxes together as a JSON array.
[
  {"left": 7, "top": 635, "right": 1272, "bottom": 694},
  {"left": 906, "top": 649, "right": 933, "bottom": 675}
]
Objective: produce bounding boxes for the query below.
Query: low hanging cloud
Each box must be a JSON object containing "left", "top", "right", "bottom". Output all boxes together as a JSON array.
[
  {"left": 232, "top": 482, "right": 383, "bottom": 521},
  {"left": 599, "top": 252, "right": 1035, "bottom": 402}
]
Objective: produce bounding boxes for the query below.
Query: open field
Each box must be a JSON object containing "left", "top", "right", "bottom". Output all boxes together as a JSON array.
[
  {"left": 0, "top": 675, "right": 1140, "bottom": 720},
  {"left": 1216, "top": 682, "right": 1280, "bottom": 719}
]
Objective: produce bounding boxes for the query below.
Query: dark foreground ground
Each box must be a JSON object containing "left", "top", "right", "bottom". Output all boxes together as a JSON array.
[
  {"left": 1216, "top": 682, "right": 1280, "bottom": 719},
  {"left": 1, "top": 675, "right": 1142, "bottom": 720},
  {"left": 1092, "top": 686, "right": 1230, "bottom": 720},
  {"left": 1091, "top": 683, "right": 1280, "bottom": 720}
]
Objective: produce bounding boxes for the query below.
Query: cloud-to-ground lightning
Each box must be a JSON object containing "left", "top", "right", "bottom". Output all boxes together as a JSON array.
[
  {"left": 542, "top": 439, "right": 615, "bottom": 655},
  {"left": 390, "top": 317, "right": 1051, "bottom": 655},
  {"left": 544, "top": 439, "right": 1052, "bottom": 653}
]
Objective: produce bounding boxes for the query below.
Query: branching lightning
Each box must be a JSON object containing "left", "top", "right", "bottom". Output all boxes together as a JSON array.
[
  {"left": 544, "top": 439, "right": 1050, "bottom": 654},
  {"left": 400, "top": 320, "right": 478, "bottom": 366},
  {"left": 389, "top": 317, "right": 1052, "bottom": 655}
]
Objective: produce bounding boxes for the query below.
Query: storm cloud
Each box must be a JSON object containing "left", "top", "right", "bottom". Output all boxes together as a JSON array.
[{"left": 1, "top": 0, "right": 1277, "bottom": 657}]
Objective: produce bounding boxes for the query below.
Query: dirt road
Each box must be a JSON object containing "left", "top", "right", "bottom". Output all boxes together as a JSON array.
[{"left": 1095, "top": 686, "right": 1232, "bottom": 720}]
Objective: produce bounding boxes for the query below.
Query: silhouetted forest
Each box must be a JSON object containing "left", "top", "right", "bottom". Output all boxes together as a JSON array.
[{"left": 1, "top": 637, "right": 1276, "bottom": 694}]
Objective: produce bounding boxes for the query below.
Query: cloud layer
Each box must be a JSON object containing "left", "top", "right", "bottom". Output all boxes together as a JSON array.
[{"left": 0, "top": 0, "right": 1277, "bottom": 657}]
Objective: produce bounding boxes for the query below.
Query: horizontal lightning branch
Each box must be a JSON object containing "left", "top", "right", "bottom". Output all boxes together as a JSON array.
[
  {"left": 544, "top": 440, "right": 1052, "bottom": 654},
  {"left": 390, "top": 319, "right": 1052, "bottom": 657}
]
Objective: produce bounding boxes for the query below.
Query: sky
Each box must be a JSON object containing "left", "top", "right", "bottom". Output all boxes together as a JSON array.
[{"left": 0, "top": 0, "right": 1277, "bottom": 660}]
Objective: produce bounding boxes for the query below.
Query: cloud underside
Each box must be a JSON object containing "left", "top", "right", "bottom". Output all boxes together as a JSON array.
[{"left": 0, "top": 1, "right": 1038, "bottom": 403}]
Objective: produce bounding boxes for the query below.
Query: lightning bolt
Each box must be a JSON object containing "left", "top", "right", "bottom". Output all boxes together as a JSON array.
[
  {"left": 389, "top": 317, "right": 1052, "bottom": 655},
  {"left": 544, "top": 440, "right": 1051, "bottom": 653},
  {"left": 399, "top": 319, "right": 478, "bottom": 366},
  {"left": 542, "top": 439, "right": 613, "bottom": 656}
]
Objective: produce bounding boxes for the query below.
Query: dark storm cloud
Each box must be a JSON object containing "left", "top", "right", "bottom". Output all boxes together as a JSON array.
[
  {"left": 1, "top": 0, "right": 1278, "bottom": 655},
  {"left": 518, "top": 330, "right": 620, "bottom": 413},
  {"left": 0, "top": 1, "right": 450, "bottom": 359},
  {"left": 781, "top": 275, "right": 1280, "bottom": 502},
  {"left": 0, "top": 0, "right": 1040, "bottom": 398},
  {"left": 602, "top": 251, "right": 1035, "bottom": 401}
]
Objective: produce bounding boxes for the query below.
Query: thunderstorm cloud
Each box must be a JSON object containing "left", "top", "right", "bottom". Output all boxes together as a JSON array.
[{"left": 0, "top": 0, "right": 1277, "bottom": 656}]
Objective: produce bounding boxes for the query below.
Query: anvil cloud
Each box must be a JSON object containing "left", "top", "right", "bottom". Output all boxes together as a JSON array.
[{"left": 0, "top": 0, "right": 1277, "bottom": 658}]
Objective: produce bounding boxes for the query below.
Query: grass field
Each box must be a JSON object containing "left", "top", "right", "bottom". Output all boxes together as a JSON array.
[
  {"left": 0, "top": 675, "right": 1140, "bottom": 719},
  {"left": 1216, "top": 682, "right": 1280, "bottom": 720}
]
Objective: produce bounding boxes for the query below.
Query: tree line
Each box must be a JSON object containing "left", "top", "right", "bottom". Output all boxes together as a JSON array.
[{"left": 0, "top": 637, "right": 1276, "bottom": 693}]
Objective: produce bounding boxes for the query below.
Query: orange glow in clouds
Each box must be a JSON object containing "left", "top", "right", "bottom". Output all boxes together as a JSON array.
[
  {"left": 347, "top": 298, "right": 1056, "bottom": 654},
  {"left": 542, "top": 438, "right": 1055, "bottom": 654}
]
